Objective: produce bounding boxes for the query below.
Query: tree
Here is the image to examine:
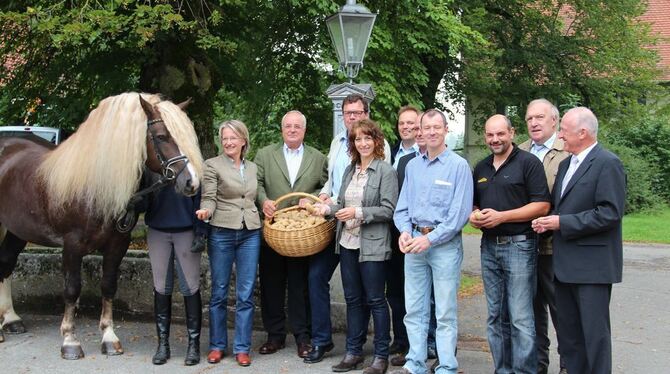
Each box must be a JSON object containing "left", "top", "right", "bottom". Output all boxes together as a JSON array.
[
  {"left": 1, "top": 1, "right": 484, "bottom": 155},
  {"left": 458, "top": 0, "right": 665, "bottom": 131},
  {"left": 1, "top": 0, "right": 664, "bottom": 157}
]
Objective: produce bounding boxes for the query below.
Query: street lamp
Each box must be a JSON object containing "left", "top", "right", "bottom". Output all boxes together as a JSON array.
[{"left": 326, "top": 0, "right": 377, "bottom": 81}]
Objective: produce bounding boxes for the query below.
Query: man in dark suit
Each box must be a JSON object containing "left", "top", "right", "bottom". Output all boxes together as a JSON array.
[
  {"left": 390, "top": 105, "right": 420, "bottom": 168},
  {"left": 532, "top": 107, "right": 626, "bottom": 374},
  {"left": 254, "top": 110, "right": 328, "bottom": 359}
]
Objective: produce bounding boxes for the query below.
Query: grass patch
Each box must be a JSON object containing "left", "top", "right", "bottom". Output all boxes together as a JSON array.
[
  {"left": 623, "top": 209, "right": 670, "bottom": 244},
  {"left": 462, "top": 224, "right": 481, "bottom": 235},
  {"left": 461, "top": 208, "right": 670, "bottom": 244},
  {"left": 459, "top": 273, "right": 483, "bottom": 298}
]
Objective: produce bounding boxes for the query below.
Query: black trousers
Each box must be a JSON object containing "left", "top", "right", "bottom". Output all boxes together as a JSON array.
[
  {"left": 533, "top": 254, "right": 564, "bottom": 373},
  {"left": 259, "top": 243, "right": 311, "bottom": 344},
  {"left": 555, "top": 279, "right": 612, "bottom": 374},
  {"left": 386, "top": 229, "right": 408, "bottom": 348}
]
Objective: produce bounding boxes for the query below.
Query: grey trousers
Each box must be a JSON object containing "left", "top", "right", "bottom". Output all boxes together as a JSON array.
[{"left": 147, "top": 227, "right": 201, "bottom": 296}]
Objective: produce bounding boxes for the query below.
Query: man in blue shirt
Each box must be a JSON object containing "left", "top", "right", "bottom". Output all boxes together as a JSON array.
[{"left": 392, "top": 109, "right": 473, "bottom": 374}]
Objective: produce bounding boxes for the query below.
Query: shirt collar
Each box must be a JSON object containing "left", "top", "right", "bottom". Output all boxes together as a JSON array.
[
  {"left": 532, "top": 132, "right": 557, "bottom": 150},
  {"left": 283, "top": 143, "right": 304, "bottom": 154},
  {"left": 400, "top": 142, "right": 419, "bottom": 154},
  {"left": 422, "top": 147, "right": 450, "bottom": 164},
  {"left": 573, "top": 141, "right": 598, "bottom": 164}
]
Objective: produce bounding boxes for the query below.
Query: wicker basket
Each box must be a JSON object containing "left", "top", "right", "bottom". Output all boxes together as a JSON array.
[{"left": 263, "top": 192, "right": 335, "bottom": 257}]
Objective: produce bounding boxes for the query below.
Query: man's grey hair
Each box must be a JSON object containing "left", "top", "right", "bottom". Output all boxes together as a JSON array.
[
  {"left": 528, "top": 98, "right": 560, "bottom": 124},
  {"left": 281, "top": 110, "right": 307, "bottom": 127},
  {"left": 566, "top": 107, "right": 598, "bottom": 136}
]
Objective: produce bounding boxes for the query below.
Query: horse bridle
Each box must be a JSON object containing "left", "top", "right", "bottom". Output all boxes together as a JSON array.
[
  {"left": 115, "top": 118, "right": 190, "bottom": 233},
  {"left": 146, "top": 118, "right": 189, "bottom": 182}
]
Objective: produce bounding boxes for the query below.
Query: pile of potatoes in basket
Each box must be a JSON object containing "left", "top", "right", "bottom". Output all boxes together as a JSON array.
[{"left": 269, "top": 203, "right": 327, "bottom": 231}]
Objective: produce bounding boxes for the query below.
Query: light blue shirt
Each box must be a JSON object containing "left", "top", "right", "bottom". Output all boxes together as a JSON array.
[
  {"left": 393, "top": 142, "right": 420, "bottom": 169},
  {"left": 283, "top": 143, "right": 304, "bottom": 187},
  {"left": 331, "top": 132, "right": 350, "bottom": 200},
  {"left": 529, "top": 132, "right": 557, "bottom": 161},
  {"left": 394, "top": 148, "right": 473, "bottom": 246}
]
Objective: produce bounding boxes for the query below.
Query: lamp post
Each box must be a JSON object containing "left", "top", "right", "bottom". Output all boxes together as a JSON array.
[{"left": 326, "top": 0, "right": 377, "bottom": 136}]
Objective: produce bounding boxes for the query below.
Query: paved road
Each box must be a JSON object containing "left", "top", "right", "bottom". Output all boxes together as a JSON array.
[{"left": 1, "top": 236, "right": 668, "bottom": 373}]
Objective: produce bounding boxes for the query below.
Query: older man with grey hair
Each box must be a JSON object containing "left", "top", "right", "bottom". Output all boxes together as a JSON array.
[
  {"left": 519, "top": 99, "right": 569, "bottom": 374},
  {"left": 533, "top": 107, "right": 626, "bottom": 374}
]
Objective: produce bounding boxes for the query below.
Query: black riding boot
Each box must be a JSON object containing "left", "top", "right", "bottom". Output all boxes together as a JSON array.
[
  {"left": 183, "top": 290, "right": 202, "bottom": 366},
  {"left": 152, "top": 291, "right": 172, "bottom": 365}
]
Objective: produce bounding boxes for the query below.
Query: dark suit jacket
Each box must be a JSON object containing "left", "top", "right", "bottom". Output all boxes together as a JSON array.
[
  {"left": 396, "top": 152, "right": 417, "bottom": 191},
  {"left": 552, "top": 143, "right": 626, "bottom": 284},
  {"left": 254, "top": 143, "right": 328, "bottom": 211}
]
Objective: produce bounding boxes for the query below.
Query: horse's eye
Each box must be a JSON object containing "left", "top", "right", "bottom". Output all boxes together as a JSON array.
[{"left": 156, "top": 134, "right": 169, "bottom": 142}]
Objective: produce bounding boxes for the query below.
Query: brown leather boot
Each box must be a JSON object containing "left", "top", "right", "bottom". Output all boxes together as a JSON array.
[
  {"left": 332, "top": 353, "right": 365, "bottom": 372},
  {"left": 363, "top": 357, "right": 389, "bottom": 374}
]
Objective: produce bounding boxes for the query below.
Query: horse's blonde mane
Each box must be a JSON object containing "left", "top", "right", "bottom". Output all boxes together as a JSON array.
[{"left": 37, "top": 92, "right": 203, "bottom": 222}]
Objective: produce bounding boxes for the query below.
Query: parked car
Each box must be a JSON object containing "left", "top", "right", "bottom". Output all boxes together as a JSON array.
[{"left": 0, "top": 125, "right": 62, "bottom": 145}]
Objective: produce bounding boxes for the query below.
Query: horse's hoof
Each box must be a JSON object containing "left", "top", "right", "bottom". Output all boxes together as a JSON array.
[
  {"left": 0, "top": 330, "right": 4, "bottom": 343},
  {"left": 101, "top": 341, "right": 124, "bottom": 356},
  {"left": 61, "top": 345, "right": 85, "bottom": 360},
  {"left": 2, "top": 320, "right": 27, "bottom": 334}
]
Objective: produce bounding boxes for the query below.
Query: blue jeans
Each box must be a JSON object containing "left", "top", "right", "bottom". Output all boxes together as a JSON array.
[
  {"left": 340, "top": 247, "right": 390, "bottom": 358},
  {"left": 481, "top": 237, "right": 537, "bottom": 374},
  {"left": 308, "top": 241, "right": 339, "bottom": 346},
  {"left": 208, "top": 227, "right": 260, "bottom": 354},
  {"left": 404, "top": 232, "right": 463, "bottom": 374}
]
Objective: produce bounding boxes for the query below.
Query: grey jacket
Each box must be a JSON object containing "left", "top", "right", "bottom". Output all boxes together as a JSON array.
[
  {"left": 330, "top": 158, "right": 398, "bottom": 262},
  {"left": 200, "top": 155, "right": 261, "bottom": 230}
]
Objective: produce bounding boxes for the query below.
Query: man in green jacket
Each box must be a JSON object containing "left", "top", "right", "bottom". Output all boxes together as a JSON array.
[{"left": 254, "top": 110, "right": 328, "bottom": 359}]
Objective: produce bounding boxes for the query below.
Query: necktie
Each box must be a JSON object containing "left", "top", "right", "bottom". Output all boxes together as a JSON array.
[{"left": 560, "top": 156, "right": 580, "bottom": 197}]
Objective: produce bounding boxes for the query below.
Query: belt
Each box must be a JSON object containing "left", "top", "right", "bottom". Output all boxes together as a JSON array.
[
  {"left": 485, "top": 233, "right": 534, "bottom": 245},
  {"left": 412, "top": 224, "right": 435, "bottom": 235}
]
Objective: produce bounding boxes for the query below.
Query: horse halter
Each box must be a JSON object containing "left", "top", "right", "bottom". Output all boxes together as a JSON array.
[
  {"left": 115, "top": 118, "right": 190, "bottom": 233},
  {"left": 146, "top": 118, "right": 189, "bottom": 182}
]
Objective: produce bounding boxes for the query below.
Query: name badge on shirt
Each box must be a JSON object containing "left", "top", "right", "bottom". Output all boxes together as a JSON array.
[{"left": 434, "top": 179, "right": 452, "bottom": 186}]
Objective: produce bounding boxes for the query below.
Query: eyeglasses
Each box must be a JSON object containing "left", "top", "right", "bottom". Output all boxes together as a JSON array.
[
  {"left": 343, "top": 110, "right": 366, "bottom": 117},
  {"left": 221, "top": 137, "right": 241, "bottom": 143}
]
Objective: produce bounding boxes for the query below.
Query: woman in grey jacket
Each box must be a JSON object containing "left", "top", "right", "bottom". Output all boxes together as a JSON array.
[{"left": 311, "top": 119, "right": 398, "bottom": 374}]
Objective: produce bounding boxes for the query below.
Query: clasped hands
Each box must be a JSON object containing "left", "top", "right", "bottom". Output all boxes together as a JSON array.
[
  {"left": 398, "top": 231, "right": 431, "bottom": 254},
  {"left": 469, "top": 208, "right": 504, "bottom": 229},
  {"left": 531, "top": 215, "right": 560, "bottom": 234}
]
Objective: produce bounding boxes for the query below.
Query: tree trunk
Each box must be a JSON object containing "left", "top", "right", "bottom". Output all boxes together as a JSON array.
[{"left": 139, "top": 40, "right": 221, "bottom": 159}]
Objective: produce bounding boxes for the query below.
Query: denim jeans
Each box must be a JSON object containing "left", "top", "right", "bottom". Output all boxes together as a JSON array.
[
  {"left": 404, "top": 232, "right": 463, "bottom": 374},
  {"left": 481, "top": 237, "right": 537, "bottom": 374},
  {"left": 308, "top": 241, "right": 340, "bottom": 346},
  {"left": 340, "top": 247, "right": 391, "bottom": 358},
  {"left": 208, "top": 226, "right": 260, "bottom": 354}
]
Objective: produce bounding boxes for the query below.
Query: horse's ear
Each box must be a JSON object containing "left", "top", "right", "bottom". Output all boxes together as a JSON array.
[
  {"left": 177, "top": 97, "right": 193, "bottom": 111},
  {"left": 139, "top": 95, "right": 154, "bottom": 116}
]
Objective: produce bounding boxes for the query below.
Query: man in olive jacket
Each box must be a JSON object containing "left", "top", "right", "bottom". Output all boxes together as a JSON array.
[
  {"left": 519, "top": 99, "right": 569, "bottom": 374},
  {"left": 254, "top": 110, "right": 328, "bottom": 359}
]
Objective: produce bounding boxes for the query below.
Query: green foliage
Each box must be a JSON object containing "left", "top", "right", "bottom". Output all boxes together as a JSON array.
[
  {"left": 604, "top": 111, "right": 670, "bottom": 206},
  {"left": 604, "top": 142, "right": 662, "bottom": 214},
  {"left": 460, "top": 0, "right": 664, "bottom": 124},
  {"left": 1, "top": 0, "right": 665, "bottom": 161}
]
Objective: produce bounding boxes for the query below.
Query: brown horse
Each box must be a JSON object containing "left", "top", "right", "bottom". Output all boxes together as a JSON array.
[{"left": 0, "top": 92, "right": 204, "bottom": 359}]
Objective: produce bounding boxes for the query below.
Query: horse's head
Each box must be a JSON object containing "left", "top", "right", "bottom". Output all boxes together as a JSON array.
[{"left": 139, "top": 96, "right": 199, "bottom": 196}]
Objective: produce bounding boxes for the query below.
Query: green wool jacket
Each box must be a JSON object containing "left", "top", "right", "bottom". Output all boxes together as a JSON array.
[{"left": 254, "top": 142, "right": 328, "bottom": 212}]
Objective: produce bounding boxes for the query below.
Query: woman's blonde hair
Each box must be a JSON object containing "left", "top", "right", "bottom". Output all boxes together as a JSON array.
[{"left": 218, "top": 119, "right": 250, "bottom": 158}]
